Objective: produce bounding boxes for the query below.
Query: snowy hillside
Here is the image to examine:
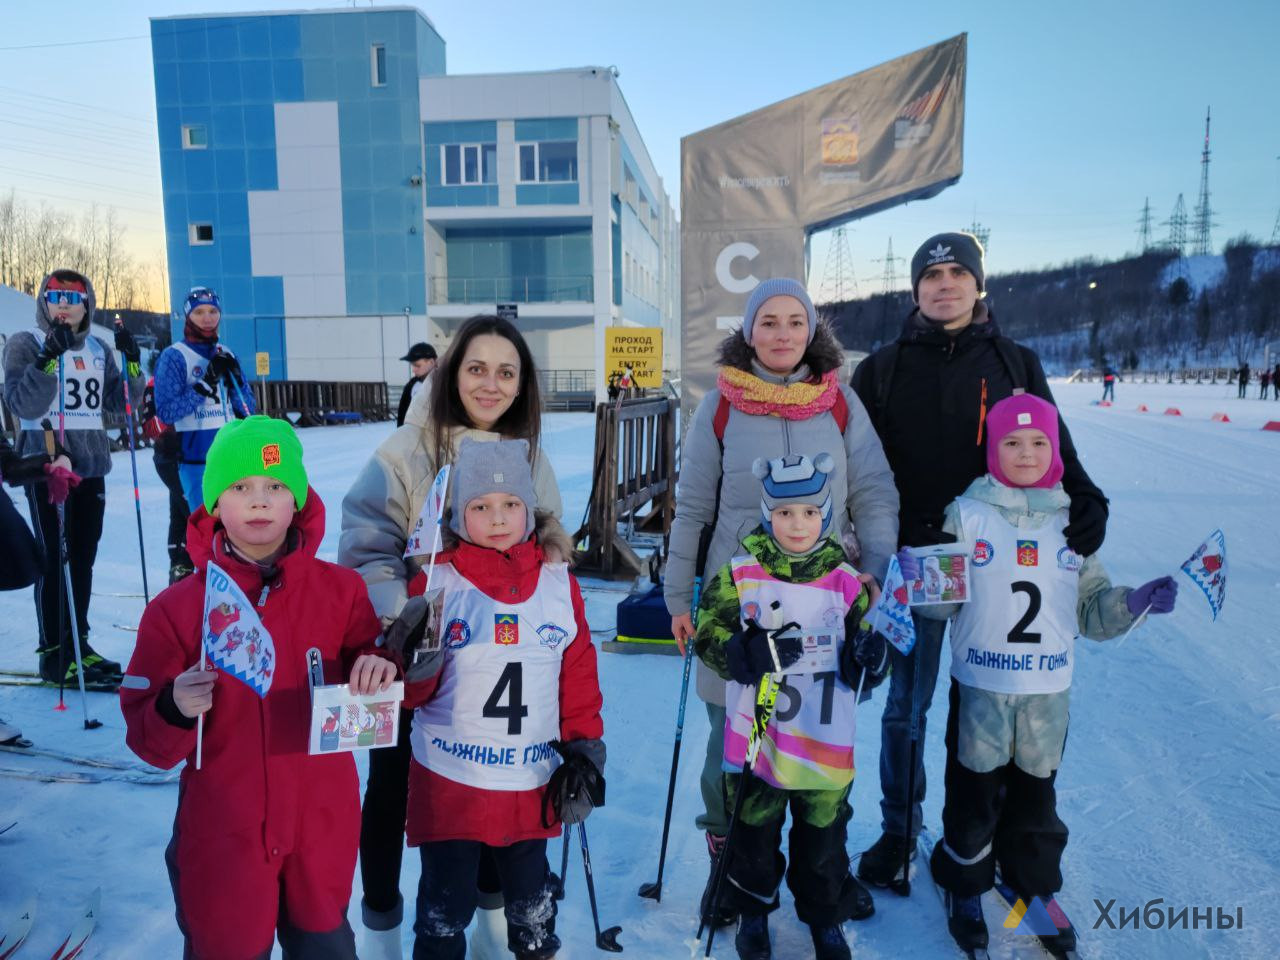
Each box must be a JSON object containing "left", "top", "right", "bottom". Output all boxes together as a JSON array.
[{"left": 1, "top": 381, "right": 1277, "bottom": 959}]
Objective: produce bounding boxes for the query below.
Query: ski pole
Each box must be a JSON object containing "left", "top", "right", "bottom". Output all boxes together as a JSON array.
[
  {"left": 639, "top": 525, "right": 712, "bottom": 902},
  {"left": 578, "top": 821, "right": 622, "bottom": 952},
  {"left": 892, "top": 615, "right": 924, "bottom": 897},
  {"left": 699, "top": 671, "right": 782, "bottom": 957},
  {"left": 552, "top": 825, "right": 571, "bottom": 901},
  {"left": 115, "top": 328, "right": 150, "bottom": 605}
]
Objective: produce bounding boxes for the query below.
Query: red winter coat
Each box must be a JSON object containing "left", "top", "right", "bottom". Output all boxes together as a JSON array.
[
  {"left": 404, "top": 538, "right": 603, "bottom": 847},
  {"left": 121, "top": 491, "right": 385, "bottom": 857}
]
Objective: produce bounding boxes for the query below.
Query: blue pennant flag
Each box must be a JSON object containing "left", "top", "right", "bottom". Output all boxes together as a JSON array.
[{"left": 203, "top": 561, "right": 275, "bottom": 697}]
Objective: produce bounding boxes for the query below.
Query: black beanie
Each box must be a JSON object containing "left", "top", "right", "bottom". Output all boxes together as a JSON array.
[{"left": 911, "top": 232, "right": 985, "bottom": 297}]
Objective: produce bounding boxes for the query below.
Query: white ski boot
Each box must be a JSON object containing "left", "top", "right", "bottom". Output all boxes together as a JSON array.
[
  {"left": 359, "top": 899, "right": 404, "bottom": 960},
  {"left": 468, "top": 902, "right": 508, "bottom": 960}
]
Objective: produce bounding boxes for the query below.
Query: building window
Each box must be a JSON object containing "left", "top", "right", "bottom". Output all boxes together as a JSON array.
[
  {"left": 181, "top": 124, "right": 207, "bottom": 149},
  {"left": 189, "top": 223, "right": 214, "bottom": 246},
  {"left": 371, "top": 44, "right": 387, "bottom": 86},
  {"left": 517, "top": 141, "right": 577, "bottom": 183},
  {"left": 442, "top": 143, "right": 496, "bottom": 186}
]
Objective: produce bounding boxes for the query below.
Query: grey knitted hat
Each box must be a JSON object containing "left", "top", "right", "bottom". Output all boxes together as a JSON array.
[
  {"left": 741, "top": 278, "right": 817, "bottom": 346},
  {"left": 448, "top": 437, "right": 536, "bottom": 543}
]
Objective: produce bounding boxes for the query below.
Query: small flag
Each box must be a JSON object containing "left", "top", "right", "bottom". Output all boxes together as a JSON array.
[
  {"left": 404, "top": 465, "right": 451, "bottom": 558},
  {"left": 203, "top": 561, "right": 275, "bottom": 696},
  {"left": 872, "top": 554, "right": 916, "bottom": 655},
  {"left": 1179, "top": 528, "right": 1227, "bottom": 621}
]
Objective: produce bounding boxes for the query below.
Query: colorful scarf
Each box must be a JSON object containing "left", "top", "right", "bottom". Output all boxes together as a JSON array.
[{"left": 717, "top": 367, "right": 841, "bottom": 420}]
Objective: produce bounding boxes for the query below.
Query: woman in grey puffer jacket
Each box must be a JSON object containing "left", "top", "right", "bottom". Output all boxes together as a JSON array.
[{"left": 665, "top": 278, "right": 899, "bottom": 929}]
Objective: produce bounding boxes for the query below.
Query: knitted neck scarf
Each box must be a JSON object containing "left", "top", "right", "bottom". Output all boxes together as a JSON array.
[{"left": 717, "top": 367, "right": 841, "bottom": 420}]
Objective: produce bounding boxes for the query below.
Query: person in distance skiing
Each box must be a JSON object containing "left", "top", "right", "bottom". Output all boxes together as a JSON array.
[
  {"left": 141, "top": 359, "right": 195, "bottom": 583},
  {"left": 917, "top": 392, "right": 1177, "bottom": 956},
  {"left": 1, "top": 268, "right": 143, "bottom": 690},
  {"left": 153, "top": 286, "right": 254, "bottom": 516},
  {"left": 393, "top": 437, "right": 601, "bottom": 960},
  {"left": 693, "top": 453, "right": 889, "bottom": 960},
  {"left": 120, "top": 415, "right": 396, "bottom": 959}
]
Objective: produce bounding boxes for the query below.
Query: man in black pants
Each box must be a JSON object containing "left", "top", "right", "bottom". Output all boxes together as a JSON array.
[
  {"left": 142, "top": 372, "right": 194, "bottom": 583},
  {"left": 2, "top": 268, "right": 143, "bottom": 690},
  {"left": 848, "top": 233, "right": 1110, "bottom": 894}
]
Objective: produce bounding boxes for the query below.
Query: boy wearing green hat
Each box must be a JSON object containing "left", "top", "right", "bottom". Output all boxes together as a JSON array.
[{"left": 121, "top": 415, "right": 398, "bottom": 959}]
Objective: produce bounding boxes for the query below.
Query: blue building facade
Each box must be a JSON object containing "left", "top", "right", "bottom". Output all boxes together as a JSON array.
[{"left": 152, "top": 8, "right": 676, "bottom": 393}]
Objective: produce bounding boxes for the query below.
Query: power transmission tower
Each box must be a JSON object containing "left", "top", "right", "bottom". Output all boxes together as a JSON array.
[
  {"left": 1137, "top": 197, "right": 1153, "bottom": 253},
  {"left": 873, "top": 237, "right": 905, "bottom": 294},
  {"left": 1191, "top": 107, "right": 1216, "bottom": 256},
  {"left": 1164, "top": 194, "right": 1188, "bottom": 257},
  {"left": 966, "top": 219, "right": 990, "bottom": 253},
  {"left": 818, "top": 226, "right": 858, "bottom": 302}
]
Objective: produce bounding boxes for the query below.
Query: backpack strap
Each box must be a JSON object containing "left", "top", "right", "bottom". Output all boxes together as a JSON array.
[
  {"left": 712, "top": 393, "right": 731, "bottom": 446},
  {"left": 869, "top": 343, "right": 900, "bottom": 431},
  {"left": 992, "top": 337, "right": 1029, "bottom": 390},
  {"left": 831, "top": 388, "right": 849, "bottom": 434}
]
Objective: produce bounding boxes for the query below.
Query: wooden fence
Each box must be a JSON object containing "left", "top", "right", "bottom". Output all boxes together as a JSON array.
[
  {"left": 249, "top": 380, "right": 390, "bottom": 425},
  {"left": 573, "top": 395, "right": 677, "bottom": 578}
]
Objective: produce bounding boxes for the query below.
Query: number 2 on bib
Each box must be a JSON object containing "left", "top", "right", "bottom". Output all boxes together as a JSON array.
[
  {"left": 483, "top": 661, "right": 529, "bottom": 734},
  {"left": 1007, "top": 581, "right": 1042, "bottom": 644}
]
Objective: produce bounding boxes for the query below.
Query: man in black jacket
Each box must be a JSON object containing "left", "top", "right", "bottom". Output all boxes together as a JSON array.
[
  {"left": 395, "top": 342, "right": 437, "bottom": 427},
  {"left": 849, "top": 232, "right": 1110, "bottom": 888}
]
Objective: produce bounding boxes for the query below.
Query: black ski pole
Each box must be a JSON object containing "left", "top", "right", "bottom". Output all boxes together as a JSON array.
[
  {"left": 699, "top": 671, "right": 782, "bottom": 957},
  {"left": 639, "top": 525, "right": 712, "bottom": 902},
  {"left": 114, "top": 330, "right": 150, "bottom": 605},
  {"left": 890, "top": 624, "right": 923, "bottom": 897},
  {"left": 552, "top": 824, "right": 570, "bottom": 901},
  {"left": 578, "top": 821, "right": 622, "bottom": 952}
]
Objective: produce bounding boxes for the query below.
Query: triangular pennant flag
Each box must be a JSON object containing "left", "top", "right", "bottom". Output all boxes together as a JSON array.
[
  {"left": 203, "top": 561, "right": 275, "bottom": 697},
  {"left": 1179, "top": 528, "right": 1227, "bottom": 621},
  {"left": 404, "top": 464, "right": 451, "bottom": 558},
  {"left": 872, "top": 554, "right": 917, "bottom": 655}
]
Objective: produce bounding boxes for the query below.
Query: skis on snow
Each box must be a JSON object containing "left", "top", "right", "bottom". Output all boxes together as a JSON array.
[
  {"left": 0, "top": 896, "right": 35, "bottom": 960},
  {"left": 916, "top": 827, "right": 991, "bottom": 960},
  {"left": 48, "top": 889, "right": 100, "bottom": 960}
]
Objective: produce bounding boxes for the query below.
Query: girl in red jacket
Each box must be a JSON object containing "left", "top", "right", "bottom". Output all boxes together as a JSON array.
[
  {"left": 400, "top": 437, "right": 604, "bottom": 960},
  {"left": 120, "top": 416, "right": 396, "bottom": 960}
]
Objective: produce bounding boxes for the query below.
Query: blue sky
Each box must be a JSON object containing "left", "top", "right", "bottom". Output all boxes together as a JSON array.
[{"left": 1, "top": 0, "right": 1276, "bottom": 308}]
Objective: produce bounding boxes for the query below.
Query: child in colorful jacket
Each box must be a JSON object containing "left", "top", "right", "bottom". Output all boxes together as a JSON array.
[
  {"left": 120, "top": 416, "right": 394, "bottom": 959},
  {"left": 919, "top": 392, "right": 1177, "bottom": 957},
  {"left": 397, "top": 437, "right": 603, "bottom": 960},
  {"left": 694, "top": 452, "right": 889, "bottom": 960}
]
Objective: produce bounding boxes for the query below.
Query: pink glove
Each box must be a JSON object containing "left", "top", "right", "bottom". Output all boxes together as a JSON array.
[{"left": 43, "top": 463, "right": 81, "bottom": 505}]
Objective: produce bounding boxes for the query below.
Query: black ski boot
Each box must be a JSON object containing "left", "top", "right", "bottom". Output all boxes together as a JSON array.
[
  {"left": 857, "top": 830, "right": 914, "bottom": 887},
  {"left": 699, "top": 832, "right": 738, "bottom": 928},
  {"left": 1037, "top": 895, "right": 1077, "bottom": 956},
  {"left": 809, "top": 922, "right": 851, "bottom": 960},
  {"left": 733, "top": 913, "right": 770, "bottom": 960},
  {"left": 38, "top": 645, "right": 119, "bottom": 692},
  {"left": 945, "top": 891, "right": 989, "bottom": 954},
  {"left": 77, "top": 637, "right": 123, "bottom": 681},
  {"left": 849, "top": 874, "right": 875, "bottom": 920}
]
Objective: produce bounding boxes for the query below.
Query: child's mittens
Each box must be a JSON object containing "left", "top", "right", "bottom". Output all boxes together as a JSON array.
[
  {"left": 384, "top": 594, "right": 443, "bottom": 682},
  {"left": 725, "top": 619, "right": 803, "bottom": 684},
  {"left": 1126, "top": 576, "right": 1178, "bottom": 616},
  {"left": 544, "top": 739, "right": 607, "bottom": 825},
  {"left": 839, "top": 621, "right": 888, "bottom": 687}
]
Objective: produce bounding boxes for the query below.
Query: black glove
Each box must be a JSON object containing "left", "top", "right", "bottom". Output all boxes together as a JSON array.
[
  {"left": 383, "top": 594, "right": 442, "bottom": 683},
  {"left": 839, "top": 620, "right": 888, "bottom": 688},
  {"left": 1063, "top": 492, "right": 1108, "bottom": 557},
  {"left": 899, "top": 515, "right": 957, "bottom": 548},
  {"left": 725, "top": 618, "right": 803, "bottom": 684},
  {"left": 209, "top": 351, "right": 239, "bottom": 383},
  {"left": 35, "top": 323, "right": 77, "bottom": 367},
  {"left": 542, "top": 738, "right": 606, "bottom": 827},
  {"left": 113, "top": 322, "right": 141, "bottom": 364}
]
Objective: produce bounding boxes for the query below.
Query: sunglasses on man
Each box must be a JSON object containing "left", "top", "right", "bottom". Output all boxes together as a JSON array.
[{"left": 44, "top": 289, "right": 85, "bottom": 306}]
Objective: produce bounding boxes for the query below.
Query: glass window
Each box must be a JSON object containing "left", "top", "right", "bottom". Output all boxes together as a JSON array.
[
  {"left": 463, "top": 145, "right": 478, "bottom": 184},
  {"left": 443, "top": 143, "right": 496, "bottom": 186},
  {"left": 519, "top": 144, "right": 536, "bottom": 182},
  {"left": 539, "top": 141, "right": 577, "bottom": 182},
  {"left": 189, "top": 223, "right": 214, "bottom": 245},
  {"left": 181, "top": 124, "right": 207, "bottom": 149},
  {"left": 371, "top": 44, "right": 387, "bottom": 86},
  {"left": 482, "top": 143, "right": 497, "bottom": 184},
  {"left": 443, "top": 144, "right": 461, "bottom": 185}
]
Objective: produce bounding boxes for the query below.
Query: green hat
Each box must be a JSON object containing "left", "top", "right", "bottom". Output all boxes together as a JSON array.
[{"left": 202, "top": 415, "right": 309, "bottom": 513}]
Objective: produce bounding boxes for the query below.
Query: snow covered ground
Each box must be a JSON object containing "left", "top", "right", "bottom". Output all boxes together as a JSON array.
[{"left": 1, "top": 380, "right": 1277, "bottom": 959}]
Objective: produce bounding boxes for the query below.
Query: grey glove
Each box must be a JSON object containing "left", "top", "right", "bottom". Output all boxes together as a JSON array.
[{"left": 384, "top": 594, "right": 443, "bottom": 683}]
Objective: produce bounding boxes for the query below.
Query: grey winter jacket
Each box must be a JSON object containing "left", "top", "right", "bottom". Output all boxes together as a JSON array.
[
  {"left": 338, "top": 420, "right": 563, "bottom": 623},
  {"left": 919, "top": 474, "right": 1135, "bottom": 777},
  {"left": 666, "top": 348, "right": 899, "bottom": 705},
  {"left": 1, "top": 271, "right": 143, "bottom": 479}
]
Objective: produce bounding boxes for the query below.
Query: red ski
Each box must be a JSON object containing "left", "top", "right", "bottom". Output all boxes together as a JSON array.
[{"left": 48, "top": 889, "right": 99, "bottom": 960}]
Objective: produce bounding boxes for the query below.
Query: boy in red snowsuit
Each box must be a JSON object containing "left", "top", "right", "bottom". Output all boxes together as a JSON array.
[
  {"left": 400, "top": 437, "right": 604, "bottom": 960},
  {"left": 121, "top": 415, "right": 396, "bottom": 959}
]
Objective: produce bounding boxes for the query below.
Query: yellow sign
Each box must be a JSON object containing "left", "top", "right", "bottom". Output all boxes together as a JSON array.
[
  {"left": 255, "top": 352, "right": 270, "bottom": 377},
  {"left": 604, "top": 327, "right": 663, "bottom": 389}
]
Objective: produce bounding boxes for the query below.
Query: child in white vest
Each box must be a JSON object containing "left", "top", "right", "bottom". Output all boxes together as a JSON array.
[
  {"left": 920, "top": 392, "right": 1177, "bottom": 956},
  {"left": 694, "top": 452, "right": 889, "bottom": 960},
  {"left": 398, "top": 437, "right": 604, "bottom": 960}
]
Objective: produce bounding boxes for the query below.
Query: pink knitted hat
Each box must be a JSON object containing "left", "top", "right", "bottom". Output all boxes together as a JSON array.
[{"left": 986, "top": 392, "right": 1064, "bottom": 488}]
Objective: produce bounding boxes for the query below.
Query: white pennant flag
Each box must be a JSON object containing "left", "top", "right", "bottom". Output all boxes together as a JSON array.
[{"left": 404, "top": 464, "right": 451, "bottom": 559}]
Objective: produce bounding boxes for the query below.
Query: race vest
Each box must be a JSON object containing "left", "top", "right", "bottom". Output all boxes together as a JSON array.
[
  {"left": 949, "top": 497, "right": 1081, "bottom": 695},
  {"left": 19, "top": 329, "right": 105, "bottom": 432},
  {"left": 168, "top": 343, "right": 232, "bottom": 434},
  {"left": 411, "top": 562, "right": 576, "bottom": 791},
  {"left": 723, "top": 555, "right": 864, "bottom": 791}
]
